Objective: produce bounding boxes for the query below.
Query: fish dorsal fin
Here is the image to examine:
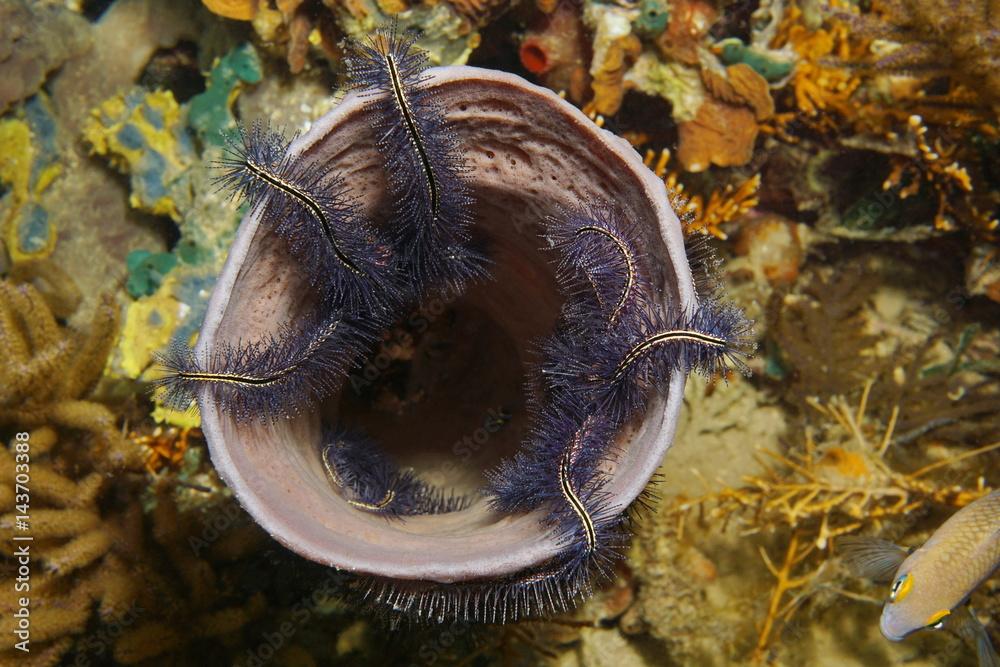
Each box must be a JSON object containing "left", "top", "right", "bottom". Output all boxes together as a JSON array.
[{"left": 838, "top": 536, "right": 909, "bottom": 583}]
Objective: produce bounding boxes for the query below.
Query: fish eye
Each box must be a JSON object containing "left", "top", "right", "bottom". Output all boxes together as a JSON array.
[
  {"left": 926, "top": 609, "right": 950, "bottom": 630},
  {"left": 889, "top": 573, "right": 912, "bottom": 603}
]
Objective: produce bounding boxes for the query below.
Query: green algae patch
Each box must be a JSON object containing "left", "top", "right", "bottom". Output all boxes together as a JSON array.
[
  {"left": 715, "top": 38, "right": 795, "bottom": 83},
  {"left": 126, "top": 249, "right": 178, "bottom": 298},
  {"left": 187, "top": 43, "right": 263, "bottom": 146}
]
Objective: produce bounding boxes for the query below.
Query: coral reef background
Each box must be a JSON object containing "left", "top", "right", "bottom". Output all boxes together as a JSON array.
[{"left": 0, "top": 0, "right": 997, "bottom": 665}]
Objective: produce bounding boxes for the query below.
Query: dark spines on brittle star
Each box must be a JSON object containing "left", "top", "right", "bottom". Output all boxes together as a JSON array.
[
  {"left": 352, "top": 544, "right": 619, "bottom": 624},
  {"left": 322, "top": 429, "right": 470, "bottom": 517},
  {"left": 544, "top": 203, "right": 652, "bottom": 328},
  {"left": 191, "top": 60, "right": 722, "bottom": 627},
  {"left": 551, "top": 476, "right": 630, "bottom": 585},
  {"left": 348, "top": 385, "right": 634, "bottom": 624},
  {"left": 485, "top": 390, "right": 630, "bottom": 590},
  {"left": 154, "top": 311, "right": 376, "bottom": 422},
  {"left": 544, "top": 299, "right": 754, "bottom": 423},
  {"left": 214, "top": 122, "right": 402, "bottom": 315},
  {"left": 486, "top": 391, "right": 617, "bottom": 515},
  {"left": 344, "top": 28, "right": 490, "bottom": 296},
  {"left": 380, "top": 386, "right": 635, "bottom": 625},
  {"left": 480, "top": 203, "right": 746, "bottom": 625},
  {"left": 350, "top": 481, "right": 632, "bottom": 624},
  {"left": 682, "top": 225, "right": 726, "bottom": 301}
]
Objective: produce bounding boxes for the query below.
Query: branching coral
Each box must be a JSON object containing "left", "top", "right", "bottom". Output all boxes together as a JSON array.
[
  {"left": 768, "top": 1, "right": 995, "bottom": 129},
  {"left": 763, "top": 3, "right": 999, "bottom": 243},
  {"left": 644, "top": 148, "right": 761, "bottom": 240},
  {"left": 662, "top": 381, "right": 998, "bottom": 663},
  {"left": 674, "top": 391, "right": 976, "bottom": 540},
  {"left": 0, "top": 278, "right": 144, "bottom": 471},
  {"left": 0, "top": 427, "right": 125, "bottom": 665},
  {"left": 130, "top": 425, "right": 200, "bottom": 474},
  {"left": 882, "top": 115, "right": 998, "bottom": 235},
  {"left": 0, "top": 421, "right": 277, "bottom": 665},
  {"left": 752, "top": 533, "right": 821, "bottom": 664},
  {"left": 834, "top": 0, "right": 1000, "bottom": 116},
  {"left": 0, "top": 272, "right": 267, "bottom": 663},
  {"left": 764, "top": 5, "right": 861, "bottom": 133}
]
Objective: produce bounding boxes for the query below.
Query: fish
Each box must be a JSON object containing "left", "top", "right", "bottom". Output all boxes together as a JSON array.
[{"left": 839, "top": 490, "right": 1000, "bottom": 666}]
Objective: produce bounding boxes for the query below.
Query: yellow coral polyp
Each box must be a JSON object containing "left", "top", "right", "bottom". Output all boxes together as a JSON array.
[
  {"left": 643, "top": 148, "right": 760, "bottom": 239},
  {"left": 767, "top": 8, "right": 861, "bottom": 122},
  {"left": 819, "top": 447, "right": 870, "bottom": 478}
]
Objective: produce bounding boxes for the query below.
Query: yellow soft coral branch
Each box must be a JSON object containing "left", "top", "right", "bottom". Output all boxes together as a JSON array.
[
  {"left": 643, "top": 148, "right": 760, "bottom": 239},
  {"left": 665, "top": 379, "right": 997, "bottom": 661},
  {"left": 882, "top": 115, "right": 997, "bottom": 234}
]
